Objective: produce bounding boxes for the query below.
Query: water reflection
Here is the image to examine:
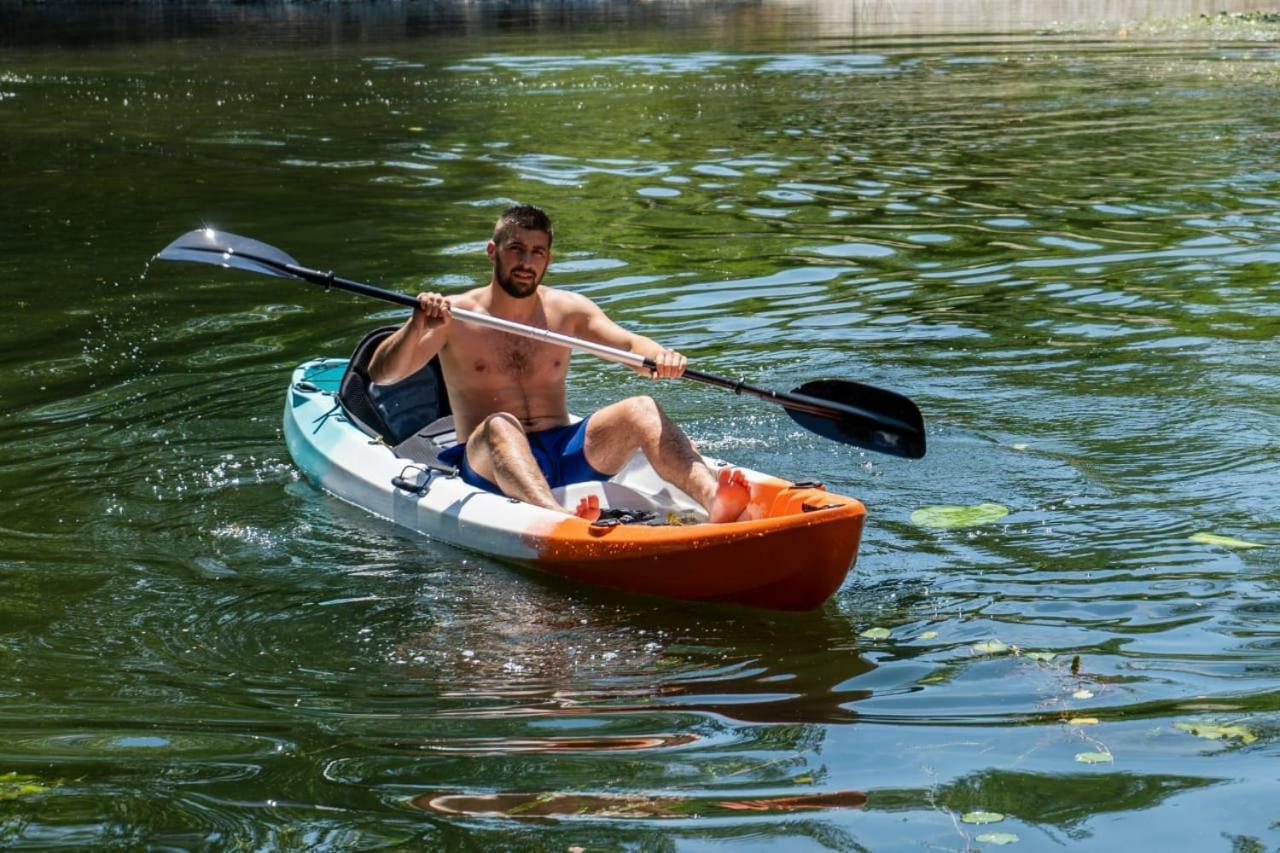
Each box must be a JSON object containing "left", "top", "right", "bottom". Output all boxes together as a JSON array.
[
  {"left": 387, "top": 582, "right": 874, "bottom": 723},
  {"left": 873, "top": 769, "right": 1217, "bottom": 841},
  {"left": 412, "top": 787, "right": 867, "bottom": 818},
  {"left": 1, "top": 4, "right": 1278, "bottom": 849}
]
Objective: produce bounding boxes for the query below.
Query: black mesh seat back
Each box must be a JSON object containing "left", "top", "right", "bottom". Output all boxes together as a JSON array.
[{"left": 337, "top": 326, "right": 451, "bottom": 444}]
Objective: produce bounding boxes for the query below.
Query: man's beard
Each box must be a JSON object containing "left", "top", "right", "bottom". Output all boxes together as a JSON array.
[{"left": 495, "top": 257, "right": 543, "bottom": 299}]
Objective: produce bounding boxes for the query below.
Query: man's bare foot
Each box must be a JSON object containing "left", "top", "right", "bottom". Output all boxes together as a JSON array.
[
  {"left": 708, "top": 467, "right": 751, "bottom": 523},
  {"left": 574, "top": 493, "right": 601, "bottom": 521}
]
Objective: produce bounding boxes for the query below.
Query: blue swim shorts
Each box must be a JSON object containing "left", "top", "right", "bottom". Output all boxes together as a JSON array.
[{"left": 437, "top": 417, "right": 612, "bottom": 496}]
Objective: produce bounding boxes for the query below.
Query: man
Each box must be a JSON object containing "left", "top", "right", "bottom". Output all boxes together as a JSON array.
[{"left": 368, "top": 204, "right": 750, "bottom": 523}]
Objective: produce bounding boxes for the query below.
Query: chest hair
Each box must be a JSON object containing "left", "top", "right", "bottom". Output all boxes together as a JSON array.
[{"left": 490, "top": 335, "right": 564, "bottom": 378}]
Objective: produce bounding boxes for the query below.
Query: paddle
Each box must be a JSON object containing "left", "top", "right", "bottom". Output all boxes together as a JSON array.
[{"left": 155, "top": 228, "right": 927, "bottom": 458}]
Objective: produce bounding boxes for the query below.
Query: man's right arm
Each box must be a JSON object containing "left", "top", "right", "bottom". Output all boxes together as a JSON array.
[{"left": 367, "top": 292, "right": 452, "bottom": 385}]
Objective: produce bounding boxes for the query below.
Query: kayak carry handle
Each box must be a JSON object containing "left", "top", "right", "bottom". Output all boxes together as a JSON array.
[{"left": 391, "top": 476, "right": 428, "bottom": 496}]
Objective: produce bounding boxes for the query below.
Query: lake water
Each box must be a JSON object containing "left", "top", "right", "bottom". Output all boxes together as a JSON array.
[{"left": 0, "top": 1, "right": 1277, "bottom": 848}]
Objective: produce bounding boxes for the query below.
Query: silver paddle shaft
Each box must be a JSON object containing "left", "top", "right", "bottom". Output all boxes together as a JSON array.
[{"left": 449, "top": 306, "right": 650, "bottom": 370}]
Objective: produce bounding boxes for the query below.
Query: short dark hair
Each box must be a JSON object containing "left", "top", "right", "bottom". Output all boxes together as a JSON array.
[{"left": 493, "top": 204, "right": 553, "bottom": 248}]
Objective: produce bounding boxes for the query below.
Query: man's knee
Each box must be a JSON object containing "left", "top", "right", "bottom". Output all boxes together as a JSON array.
[
  {"left": 620, "top": 395, "right": 664, "bottom": 422},
  {"left": 477, "top": 412, "right": 525, "bottom": 446},
  {"left": 613, "top": 395, "right": 670, "bottom": 437}
]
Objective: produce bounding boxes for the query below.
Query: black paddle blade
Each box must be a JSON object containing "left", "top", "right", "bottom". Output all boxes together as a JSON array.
[
  {"left": 785, "top": 379, "right": 926, "bottom": 459},
  {"left": 156, "top": 229, "right": 301, "bottom": 279}
]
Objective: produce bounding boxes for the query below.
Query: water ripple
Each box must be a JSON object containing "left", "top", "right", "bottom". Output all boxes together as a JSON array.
[{"left": 2, "top": 20, "right": 1278, "bottom": 849}]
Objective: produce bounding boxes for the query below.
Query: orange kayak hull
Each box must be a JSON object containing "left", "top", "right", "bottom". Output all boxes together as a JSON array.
[{"left": 524, "top": 484, "right": 865, "bottom": 611}]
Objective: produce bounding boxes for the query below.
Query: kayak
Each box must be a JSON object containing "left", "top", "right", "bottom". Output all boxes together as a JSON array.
[
  {"left": 156, "top": 231, "right": 922, "bottom": 609},
  {"left": 282, "top": 341, "right": 866, "bottom": 611}
]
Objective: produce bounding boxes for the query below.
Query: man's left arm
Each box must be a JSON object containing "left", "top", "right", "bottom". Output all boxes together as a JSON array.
[{"left": 574, "top": 296, "right": 687, "bottom": 379}]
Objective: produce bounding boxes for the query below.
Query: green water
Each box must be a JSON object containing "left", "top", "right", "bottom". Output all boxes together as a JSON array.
[{"left": 1, "top": 2, "right": 1277, "bottom": 849}]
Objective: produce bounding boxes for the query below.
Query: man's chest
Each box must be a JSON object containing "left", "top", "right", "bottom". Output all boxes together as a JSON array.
[{"left": 447, "top": 331, "right": 570, "bottom": 384}]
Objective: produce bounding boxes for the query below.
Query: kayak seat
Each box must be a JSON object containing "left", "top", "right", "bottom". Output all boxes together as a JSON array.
[
  {"left": 338, "top": 326, "right": 453, "bottom": 450},
  {"left": 391, "top": 416, "right": 459, "bottom": 474}
]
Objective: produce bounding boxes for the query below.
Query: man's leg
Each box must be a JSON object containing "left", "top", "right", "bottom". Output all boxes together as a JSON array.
[
  {"left": 464, "top": 413, "right": 599, "bottom": 519},
  {"left": 583, "top": 396, "right": 750, "bottom": 524}
]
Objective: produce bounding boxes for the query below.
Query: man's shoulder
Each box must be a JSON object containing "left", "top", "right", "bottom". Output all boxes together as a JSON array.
[
  {"left": 450, "top": 286, "right": 488, "bottom": 309},
  {"left": 541, "top": 286, "right": 598, "bottom": 315}
]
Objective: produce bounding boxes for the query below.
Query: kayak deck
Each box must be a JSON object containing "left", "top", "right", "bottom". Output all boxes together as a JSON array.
[{"left": 284, "top": 358, "right": 865, "bottom": 610}]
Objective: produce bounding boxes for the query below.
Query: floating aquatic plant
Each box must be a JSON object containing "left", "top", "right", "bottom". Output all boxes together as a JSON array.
[
  {"left": 911, "top": 503, "right": 1009, "bottom": 529},
  {"left": 1188, "top": 532, "right": 1263, "bottom": 549},
  {"left": 961, "top": 810, "right": 1005, "bottom": 824},
  {"left": 1173, "top": 720, "right": 1257, "bottom": 744},
  {"left": 0, "top": 772, "right": 54, "bottom": 801},
  {"left": 859, "top": 627, "right": 891, "bottom": 640}
]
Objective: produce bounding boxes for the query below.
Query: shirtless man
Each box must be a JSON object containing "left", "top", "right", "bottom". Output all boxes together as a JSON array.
[{"left": 367, "top": 204, "right": 750, "bottom": 523}]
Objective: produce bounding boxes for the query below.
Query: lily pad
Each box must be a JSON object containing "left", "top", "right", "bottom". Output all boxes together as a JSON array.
[
  {"left": 1068, "top": 717, "right": 1100, "bottom": 726},
  {"left": 0, "top": 772, "right": 53, "bottom": 801},
  {"left": 961, "top": 810, "right": 1005, "bottom": 825},
  {"left": 1074, "top": 751, "right": 1113, "bottom": 764},
  {"left": 1071, "top": 689, "right": 1094, "bottom": 700},
  {"left": 859, "top": 627, "right": 892, "bottom": 640},
  {"left": 919, "top": 630, "right": 939, "bottom": 640},
  {"left": 1188, "top": 532, "right": 1263, "bottom": 549},
  {"left": 1024, "top": 651, "right": 1055, "bottom": 662},
  {"left": 911, "top": 503, "right": 1009, "bottom": 529},
  {"left": 972, "top": 640, "right": 1009, "bottom": 655},
  {"left": 1173, "top": 721, "right": 1257, "bottom": 744},
  {"left": 977, "top": 833, "right": 1020, "bottom": 845}
]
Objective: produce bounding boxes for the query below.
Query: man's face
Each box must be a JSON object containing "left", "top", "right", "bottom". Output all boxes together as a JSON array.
[{"left": 488, "top": 227, "right": 551, "bottom": 299}]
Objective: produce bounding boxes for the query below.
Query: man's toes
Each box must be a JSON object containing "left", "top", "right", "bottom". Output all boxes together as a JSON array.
[
  {"left": 717, "top": 467, "right": 748, "bottom": 495},
  {"left": 574, "top": 494, "right": 601, "bottom": 521}
]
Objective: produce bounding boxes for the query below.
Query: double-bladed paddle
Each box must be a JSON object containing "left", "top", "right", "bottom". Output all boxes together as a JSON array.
[{"left": 155, "top": 228, "right": 926, "bottom": 458}]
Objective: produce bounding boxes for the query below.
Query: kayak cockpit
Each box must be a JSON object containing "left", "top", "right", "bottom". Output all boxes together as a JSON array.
[
  {"left": 322, "top": 327, "right": 713, "bottom": 522},
  {"left": 309, "top": 328, "right": 853, "bottom": 533}
]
